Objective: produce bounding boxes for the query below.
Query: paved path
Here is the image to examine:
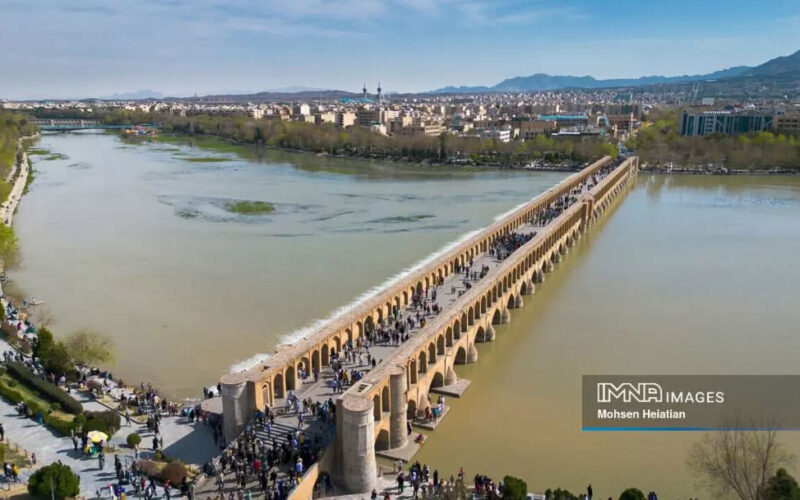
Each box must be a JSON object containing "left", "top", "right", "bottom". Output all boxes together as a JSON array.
[{"left": 0, "top": 136, "right": 35, "bottom": 226}]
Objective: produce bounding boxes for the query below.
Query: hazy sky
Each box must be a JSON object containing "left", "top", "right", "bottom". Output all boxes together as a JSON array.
[{"left": 1, "top": 0, "right": 798, "bottom": 99}]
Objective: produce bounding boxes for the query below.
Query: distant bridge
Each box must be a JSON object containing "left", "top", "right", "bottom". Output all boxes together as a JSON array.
[{"left": 32, "top": 119, "right": 159, "bottom": 131}]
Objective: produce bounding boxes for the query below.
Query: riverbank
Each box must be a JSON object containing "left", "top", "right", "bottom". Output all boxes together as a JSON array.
[
  {"left": 639, "top": 162, "right": 800, "bottom": 175},
  {"left": 0, "top": 134, "right": 37, "bottom": 226},
  {"left": 139, "top": 132, "right": 597, "bottom": 172}
]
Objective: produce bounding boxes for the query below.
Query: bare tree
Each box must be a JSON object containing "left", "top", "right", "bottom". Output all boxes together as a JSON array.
[
  {"left": 28, "top": 304, "right": 55, "bottom": 329},
  {"left": 687, "top": 417, "right": 795, "bottom": 500}
]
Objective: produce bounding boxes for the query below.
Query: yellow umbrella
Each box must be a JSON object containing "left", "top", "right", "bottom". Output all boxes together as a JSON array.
[{"left": 87, "top": 430, "right": 108, "bottom": 443}]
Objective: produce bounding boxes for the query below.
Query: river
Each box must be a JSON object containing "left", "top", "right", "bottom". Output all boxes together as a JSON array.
[
  {"left": 15, "top": 132, "right": 800, "bottom": 497},
  {"left": 13, "top": 131, "right": 567, "bottom": 397}
]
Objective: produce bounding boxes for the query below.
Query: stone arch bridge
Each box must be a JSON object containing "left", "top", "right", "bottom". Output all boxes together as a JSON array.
[{"left": 219, "top": 155, "right": 639, "bottom": 494}]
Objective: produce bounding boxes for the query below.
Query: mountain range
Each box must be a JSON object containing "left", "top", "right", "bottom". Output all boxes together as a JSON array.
[{"left": 432, "top": 49, "right": 800, "bottom": 93}]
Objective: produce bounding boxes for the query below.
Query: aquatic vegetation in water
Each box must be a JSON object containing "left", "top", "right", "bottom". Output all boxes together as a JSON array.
[
  {"left": 369, "top": 214, "right": 435, "bottom": 224},
  {"left": 224, "top": 200, "right": 275, "bottom": 215},
  {"left": 184, "top": 157, "right": 232, "bottom": 163}
]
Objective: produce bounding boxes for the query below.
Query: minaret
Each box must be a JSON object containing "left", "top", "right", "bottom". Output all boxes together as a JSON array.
[
  {"left": 362, "top": 84, "right": 368, "bottom": 101},
  {"left": 377, "top": 83, "right": 384, "bottom": 125}
]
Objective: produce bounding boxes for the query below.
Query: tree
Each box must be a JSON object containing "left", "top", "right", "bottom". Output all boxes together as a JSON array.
[
  {"left": 687, "top": 418, "right": 795, "bottom": 500},
  {"left": 545, "top": 488, "right": 579, "bottom": 500},
  {"left": 501, "top": 476, "right": 528, "bottom": 500},
  {"left": 619, "top": 488, "right": 645, "bottom": 500},
  {"left": 32, "top": 327, "right": 73, "bottom": 376},
  {"left": 28, "top": 462, "right": 80, "bottom": 499},
  {"left": 763, "top": 468, "right": 800, "bottom": 500},
  {"left": 64, "top": 328, "right": 115, "bottom": 366}
]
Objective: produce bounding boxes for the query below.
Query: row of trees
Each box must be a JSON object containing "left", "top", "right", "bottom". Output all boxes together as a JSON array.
[
  {"left": 627, "top": 108, "right": 800, "bottom": 170},
  {"left": 0, "top": 111, "right": 36, "bottom": 178},
  {"left": 102, "top": 109, "right": 617, "bottom": 165}
]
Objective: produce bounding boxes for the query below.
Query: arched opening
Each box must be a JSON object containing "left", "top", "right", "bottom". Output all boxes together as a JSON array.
[
  {"left": 407, "top": 399, "right": 417, "bottom": 420},
  {"left": 365, "top": 316, "right": 375, "bottom": 336},
  {"left": 321, "top": 344, "right": 329, "bottom": 366},
  {"left": 311, "top": 350, "right": 320, "bottom": 374},
  {"left": 376, "top": 429, "right": 390, "bottom": 451},
  {"left": 300, "top": 356, "right": 310, "bottom": 376},
  {"left": 492, "top": 309, "right": 502, "bottom": 325},
  {"left": 460, "top": 313, "right": 468, "bottom": 332},
  {"left": 403, "top": 290, "right": 408, "bottom": 306},
  {"left": 416, "top": 281, "right": 423, "bottom": 296},
  {"left": 428, "top": 343, "right": 436, "bottom": 364},
  {"left": 346, "top": 329, "right": 353, "bottom": 346},
  {"left": 410, "top": 361, "right": 418, "bottom": 384},
  {"left": 382, "top": 386, "right": 390, "bottom": 413},
  {"left": 481, "top": 296, "right": 487, "bottom": 314},
  {"left": 273, "top": 373, "right": 284, "bottom": 399},
  {"left": 261, "top": 383, "right": 271, "bottom": 408},
  {"left": 357, "top": 321, "right": 363, "bottom": 339},
  {"left": 453, "top": 320, "right": 461, "bottom": 340},
  {"left": 445, "top": 327, "right": 453, "bottom": 347},
  {"left": 373, "top": 395, "right": 381, "bottom": 421},
  {"left": 334, "top": 336, "right": 341, "bottom": 356},
  {"left": 476, "top": 326, "right": 486, "bottom": 343},
  {"left": 520, "top": 281, "right": 528, "bottom": 295},
  {"left": 437, "top": 335, "right": 445, "bottom": 355},
  {"left": 455, "top": 346, "right": 467, "bottom": 364},
  {"left": 507, "top": 295, "right": 515, "bottom": 310},
  {"left": 418, "top": 352, "right": 427, "bottom": 374},
  {"left": 430, "top": 371, "right": 444, "bottom": 389},
  {"left": 467, "top": 307, "right": 474, "bottom": 326},
  {"left": 285, "top": 366, "right": 296, "bottom": 391}
]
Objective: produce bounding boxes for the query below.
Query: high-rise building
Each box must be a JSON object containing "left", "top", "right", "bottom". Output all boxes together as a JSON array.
[{"left": 680, "top": 110, "right": 773, "bottom": 136}]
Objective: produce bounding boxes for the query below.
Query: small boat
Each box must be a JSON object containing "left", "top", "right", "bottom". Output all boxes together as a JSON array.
[{"left": 25, "top": 297, "right": 44, "bottom": 306}]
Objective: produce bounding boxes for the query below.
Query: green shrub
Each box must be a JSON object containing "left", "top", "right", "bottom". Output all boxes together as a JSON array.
[
  {"left": 43, "top": 413, "right": 77, "bottom": 437},
  {"left": 5, "top": 379, "right": 17, "bottom": 387},
  {"left": 545, "top": 489, "right": 579, "bottom": 500},
  {"left": 28, "top": 462, "right": 80, "bottom": 499},
  {"left": 127, "top": 433, "right": 142, "bottom": 448},
  {"left": 5, "top": 362, "right": 83, "bottom": 414},
  {"left": 0, "top": 381, "right": 24, "bottom": 404},
  {"left": 619, "top": 488, "right": 646, "bottom": 500},
  {"left": 84, "top": 410, "right": 121, "bottom": 435},
  {"left": 502, "top": 475, "right": 528, "bottom": 500}
]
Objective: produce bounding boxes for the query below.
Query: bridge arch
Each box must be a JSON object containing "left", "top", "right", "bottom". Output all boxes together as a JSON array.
[
  {"left": 382, "top": 386, "right": 390, "bottom": 413},
  {"left": 321, "top": 344, "right": 329, "bottom": 366},
  {"left": 453, "top": 320, "right": 461, "bottom": 340},
  {"left": 418, "top": 352, "right": 427, "bottom": 373},
  {"left": 428, "top": 343, "right": 436, "bottom": 364},
  {"left": 285, "top": 365, "right": 296, "bottom": 391},
  {"left": 273, "top": 373, "right": 284, "bottom": 399},
  {"left": 430, "top": 371, "right": 444, "bottom": 389},
  {"left": 311, "top": 350, "right": 320, "bottom": 374},
  {"left": 407, "top": 399, "right": 417, "bottom": 420},
  {"left": 445, "top": 327, "right": 453, "bottom": 347},
  {"left": 373, "top": 395, "right": 381, "bottom": 421},
  {"left": 455, "top": 346, "right": 467, "bottom": 364}
]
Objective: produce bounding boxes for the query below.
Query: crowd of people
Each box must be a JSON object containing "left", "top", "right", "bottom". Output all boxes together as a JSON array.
[{"left": 208, "top": 404, "right": 330, "bottom": 500}]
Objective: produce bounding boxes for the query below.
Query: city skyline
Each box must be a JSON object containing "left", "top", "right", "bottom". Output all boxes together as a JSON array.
[{"left": 1, "top": 0, "right": 799, "bottom": 100}]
